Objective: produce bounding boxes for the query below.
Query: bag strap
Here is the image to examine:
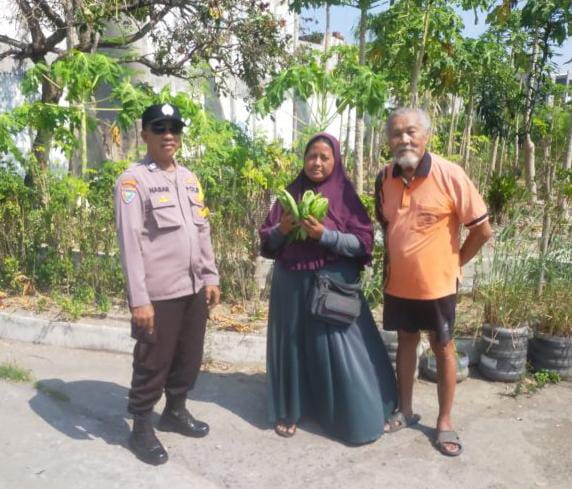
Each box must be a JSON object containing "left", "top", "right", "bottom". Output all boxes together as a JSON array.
[{"left": 315, "top": 272, "right": 362, "bottom": 291}]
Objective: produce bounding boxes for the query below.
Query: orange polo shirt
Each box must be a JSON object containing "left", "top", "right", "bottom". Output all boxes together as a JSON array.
[{"left": 378, "top": 152, "right": 488, "bottom": 300}]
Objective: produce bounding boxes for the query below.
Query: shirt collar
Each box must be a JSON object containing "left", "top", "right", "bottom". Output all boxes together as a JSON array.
[
  {"left": 143, "top": 154, "right": 178, "bottom": 172},
  {"left": 392, "top": 152, "right": 432, "bottom": 179}
]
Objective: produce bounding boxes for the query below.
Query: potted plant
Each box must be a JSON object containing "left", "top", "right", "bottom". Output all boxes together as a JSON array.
[
  {"left": 453, "top": 294, "right": 483, "bottom": 366},
  {"left": 473, "top": 209, "right": 542, "bottom": 383},
  {"left": 475, "top": 280, "right": 532, "bottom": 382},
  {"left": 528, "top": 283, "right": 572, "bottom": 380}
]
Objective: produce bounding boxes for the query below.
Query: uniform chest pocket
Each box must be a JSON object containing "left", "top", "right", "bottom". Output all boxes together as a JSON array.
[
  {"left": 412, "top": 204, "right": 449, "bottom": 232},
  {"left": 151, "top": 199, "right": 181, "bottom": 229},
  {"left": 188, "top": 193, "right": 208, "bottom": 225}
]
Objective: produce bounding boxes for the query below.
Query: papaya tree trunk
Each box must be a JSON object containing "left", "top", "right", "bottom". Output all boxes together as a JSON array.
[
  {"left": 291, "top": 12, "right": 299, "bottom": 146},
  {"left": 524, "top": 135, "right": 537, "bottom": 198},
  {"left": 499, "top": 137, "right": 506, "bottom": 174},
  {"left": 324, "top": 4, "right": 331, "bottom": 53},
  {"left": 459, "top": 120, "right": 467, "bottom": 157},
  {"left": 513, "top": 116, "right": 520, "bottom": 172},
  {"left": 538, "top": 165, "right": 554, "bottom": 295},
  {"left": 462, "top": 97, "right": 474, "bottom": 171},
  {"left": 355, "top": 117, "right": 365, "bottom": 193},
  {"left": 564, "top": 112, "right": 572, "bottom": 171},
  {"left": 353, "top": 3, "right": 368, "bottom": 194},
  {"left": 558, "top": 112, "right": 572, "bottom": 216},
  {"left": 32, "top": 74, "right": 63, "bottom": 173},
  {"left": 410, "top": 0, "right": 431, "bottom": 107},
  {"left": 374, "top": 120, "right": 383, "bottom": 173},
  {"left": 523, "top": 30, "right": 540, "bottom": 200},
  {"left": 447, "top": 96, "right": 458, "bottom": 156},
  {"left": 490, "top": 134, "right": 500, "bottom": 175},
  {"left": 542, "top": 117, "right": 554, "bottom": 177},
  {"left": 367, "top": 124, "right": 375, "bottom": 192}
]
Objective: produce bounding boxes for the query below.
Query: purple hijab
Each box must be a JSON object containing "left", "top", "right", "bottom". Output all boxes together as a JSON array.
[{"left": 259, "top": 132, "right": 373, "bottom": 271}]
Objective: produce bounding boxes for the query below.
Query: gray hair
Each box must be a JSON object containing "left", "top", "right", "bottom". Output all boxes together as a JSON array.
[{"left": 385, "top": 107, "right": 432, "bottom": 137}]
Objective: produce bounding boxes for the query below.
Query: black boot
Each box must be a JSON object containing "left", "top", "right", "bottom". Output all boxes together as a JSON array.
[
  {"left": 157, "top": 396, "right": 209, "bottom": 438},
  {"left": 129, "top": 413, "right": 169, "bottom": 466}
]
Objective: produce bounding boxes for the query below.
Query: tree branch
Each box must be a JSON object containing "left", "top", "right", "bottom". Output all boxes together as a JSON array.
[
  {"left": 43, "top": 29, "right": 67, "bottom": 54},
  {"left": 97, "top": 7, "right": 171, "bottom": 48},
  {"left": 16, "top": 0, "right": 46, "bottom": 45},
  {"left": 32, "top": 0, "right": 66, "bottom": 29},
  {"left": 0, "top": 48, "right": 22, "bottom": 61},
  {"left": 0, "top": 34, "right": 28, "bottom": 50}
]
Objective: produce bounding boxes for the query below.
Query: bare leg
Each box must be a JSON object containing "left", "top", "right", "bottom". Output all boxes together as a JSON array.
[
  {"left": 396, "top": 330, "right": 420, "bottom": 417},
  {"left": 429, "top": 332, "right": 459, "bottom": 454}
]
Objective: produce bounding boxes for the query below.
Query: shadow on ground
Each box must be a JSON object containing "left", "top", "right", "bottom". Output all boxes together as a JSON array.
[
  {"left": 190, "top": 371, "right": 268, "bottom": 430},
  {"left": 28, "top": 371, "right": 271, "bottom": 444},
  {"left": 29, "top": 379, "right": 132, "bottom": 446}
]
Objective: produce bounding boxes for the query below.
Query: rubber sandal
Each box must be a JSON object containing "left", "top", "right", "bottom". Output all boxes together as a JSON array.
[
  {"left": 384, "top": 411, "right": 421, "bottom": 433},
  {"left": 435, "top": 430, "right": 463, "bottom": 457},
  {"left": 274, "top": 422, "right": 296, "bottom": 438}
]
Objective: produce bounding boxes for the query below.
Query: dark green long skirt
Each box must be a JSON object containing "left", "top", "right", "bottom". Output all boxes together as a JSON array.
[{"left": 266, "top": 260, "right": 398, "bottom": 444}]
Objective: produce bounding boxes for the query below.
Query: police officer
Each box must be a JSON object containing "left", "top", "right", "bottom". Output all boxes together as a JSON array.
[{"left": 114, "top": 103, "right": 220, "bottom": 465}]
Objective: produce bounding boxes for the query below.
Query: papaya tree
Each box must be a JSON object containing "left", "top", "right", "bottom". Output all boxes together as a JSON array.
[
  {"left": 289, "top": 0, "right": 384, "bottom": 193},
  {"left": 0, "top": 0, "right": 289, "bottom": 176},
  {"left": 368, "top": 0, "right": 495, "bottom": 107},
  {"left": 487, "top": 0, "right": 572, "bottom": 198},
  {"left": 256, "top": 46, "right": 388, "bottom": 173}
]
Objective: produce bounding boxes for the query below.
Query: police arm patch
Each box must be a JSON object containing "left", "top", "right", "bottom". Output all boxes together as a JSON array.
[{"left": 121, "top": 188, "right": 137, "bottom": 204}]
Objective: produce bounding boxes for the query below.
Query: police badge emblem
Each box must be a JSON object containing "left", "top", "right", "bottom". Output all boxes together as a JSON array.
[
  {"left": 161, "top": 104, "right": 175, "bottom": 116},
  {"left": 122, "top": 188, "right": 136, "bottom": 204}
]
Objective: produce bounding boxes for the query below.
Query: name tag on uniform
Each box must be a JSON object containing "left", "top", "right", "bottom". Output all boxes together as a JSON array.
[
  {"left": 150, "top": 186, "right": 169, "bottom": 193},
  {"left": 186, "top": 176, "right": 205, "bottom": 203}
]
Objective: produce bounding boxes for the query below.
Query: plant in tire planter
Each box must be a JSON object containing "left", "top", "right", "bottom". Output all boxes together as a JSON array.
[
  {"left": 528, "top": 284, "right": 572, "bottom": 380},
  {"left": 453, "top": 294, "right": 484, "bottom": 366},
  {"left": 419, "top": 349, "right": 469, "bottom": 383},
  {"left": 476, "top": 282, "right": 532, "bottom": 382}
]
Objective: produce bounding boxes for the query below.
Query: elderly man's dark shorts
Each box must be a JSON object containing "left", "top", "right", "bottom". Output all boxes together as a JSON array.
[{"left": 382, "top": 293, "right": 456, "bottom": 344}]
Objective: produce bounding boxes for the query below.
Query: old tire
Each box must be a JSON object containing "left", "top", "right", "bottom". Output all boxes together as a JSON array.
[
  {"left": 478, "top": 324, "right": 529, "bottom": 382},
  {"left": 419, "top": 351, "right": 469, "bottom": 383},
  {"left": 528, "top": 332, "right": 572, "bottom": 380}
]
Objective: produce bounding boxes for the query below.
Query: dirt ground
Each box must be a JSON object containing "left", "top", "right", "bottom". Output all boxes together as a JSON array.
[{"left": 1, "top": 338, "right": 571, "bottom": 489}]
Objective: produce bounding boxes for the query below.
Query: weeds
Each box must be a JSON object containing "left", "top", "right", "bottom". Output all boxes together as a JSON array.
[
  {"left": 0, "top": 362, "right": 33, "bottom": 383},
  {"left": 510, "top": 368, "right": 561, "bottom": 397}
]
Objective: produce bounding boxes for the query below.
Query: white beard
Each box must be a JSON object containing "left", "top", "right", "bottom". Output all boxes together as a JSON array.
[{"left": 395, "top": 151, "right": 420, "bottom": 171}]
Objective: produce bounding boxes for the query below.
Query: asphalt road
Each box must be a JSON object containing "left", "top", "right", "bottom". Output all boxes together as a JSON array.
[{"left": 1, "top": 339, "right": 571, "bottom": 489}]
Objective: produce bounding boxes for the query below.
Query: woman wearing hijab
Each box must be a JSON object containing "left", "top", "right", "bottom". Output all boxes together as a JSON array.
[{"left": 259, "top": 132, "right": 398, "bottom": 444}]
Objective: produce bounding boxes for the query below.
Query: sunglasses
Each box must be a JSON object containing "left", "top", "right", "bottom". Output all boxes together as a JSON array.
[{"left": 148, "top": 121, "right": 184, "bottom": 135}]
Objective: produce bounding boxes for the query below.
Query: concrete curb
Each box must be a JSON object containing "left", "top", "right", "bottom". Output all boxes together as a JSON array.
[{"left": 0, "top": 311, "right": 266, "bottom": 368}]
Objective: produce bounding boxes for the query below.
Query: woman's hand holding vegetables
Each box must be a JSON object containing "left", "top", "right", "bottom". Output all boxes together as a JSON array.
[
  {"left": 278, "top": 212, "right": 296, "bottom": 235},
  {"left": 301, "top": 216, "right": 325, "bottom": 240}
]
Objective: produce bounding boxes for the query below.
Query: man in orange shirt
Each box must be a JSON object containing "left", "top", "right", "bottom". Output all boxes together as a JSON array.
[{"left": 376, "top": 108, "right": 492, "bottom": 456}]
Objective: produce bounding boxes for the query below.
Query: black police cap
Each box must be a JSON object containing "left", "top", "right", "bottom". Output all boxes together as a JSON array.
[{"left": 141, "top": 103, "right": 186, "bottom": 127}]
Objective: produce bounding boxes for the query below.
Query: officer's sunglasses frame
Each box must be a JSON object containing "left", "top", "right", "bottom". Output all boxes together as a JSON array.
[{"left": 147, "top": 121, "right": 184, "bottom": 135}]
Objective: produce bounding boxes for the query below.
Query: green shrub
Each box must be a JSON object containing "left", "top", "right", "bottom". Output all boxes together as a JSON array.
[
  {"left": 486, "top": 174, "right": 520, "bottom": 223},
  {"left": 0, "top": 362, "right": 32, "bottom": 383}
]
